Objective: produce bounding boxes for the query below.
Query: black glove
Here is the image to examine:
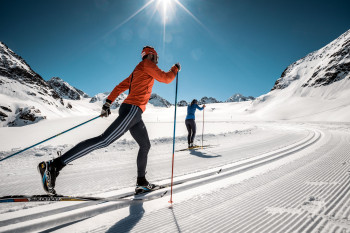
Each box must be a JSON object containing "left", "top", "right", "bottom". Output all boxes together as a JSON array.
[
  {"left": 101, "top": 99, "right": 112, "bottom": 117},
  {"left": 175, "top": 62, "right": 181, "bottom": 72}
]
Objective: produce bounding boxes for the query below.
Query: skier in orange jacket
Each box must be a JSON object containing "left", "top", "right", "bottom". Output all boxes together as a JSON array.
[{"left": 38, "top": 46, "right": 181, "bottom": 195}]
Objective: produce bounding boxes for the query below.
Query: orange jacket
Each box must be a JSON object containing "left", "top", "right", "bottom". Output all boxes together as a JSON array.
[{"left": 107, "top": 59, "right": 178, "bottom": 112}]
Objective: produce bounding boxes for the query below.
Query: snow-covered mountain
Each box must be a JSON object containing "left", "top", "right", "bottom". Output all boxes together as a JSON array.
[
  {"left": 272, "top": 31, "right": 350, "bottom": 90},
  {"left": 177, "top": 100, "right": 188, "bottom": 106},
  {"left": 199, "top": 96, "right": 221, "bottom": 104},
  {"left": 0, "top": 42, "right": 61, "bottom": 102},
  {"left": 90, "top": 92, "right": 172, "bottom": 108},
  {"left": 0, "top": 41, "right": 174, "bottom": 127},
  {"left": 226, "top": 93, "right": 255, "bottom": 102},
  {"left": 48, "top": 77, "right": 89, "bottom": 100},
  {"left": 250, "top": 29, "right": 350, "bottom": 121},
  {"left": 3, "top": 29, "right": 349, "bottom": 127},
  {"left": 177, "top": 98, "right": 220, "bottom": 107},
  {"left": 0, "top": 42, "right": 71, "bottom": 127},
  {"left": 148, "top": 93, "right": 172, "bottom": 107},
  {"left": 0, "top": 42, "right": 99, "bottom": 127},
  {"left": 90, "top": 92, "right": 127, "bottom": 109}
]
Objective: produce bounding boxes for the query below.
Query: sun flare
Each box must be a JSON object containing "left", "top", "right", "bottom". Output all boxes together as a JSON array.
[
  {"left": 104, "top": 0, "right": 206, "bottom": 51},
  {"left": 156, "top": 0, "right": 176, "bottom": 25}
]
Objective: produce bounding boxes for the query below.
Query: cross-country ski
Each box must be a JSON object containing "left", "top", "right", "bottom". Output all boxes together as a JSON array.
[{"left": 0, "top": 191, "right": 168, "bottom": 203}]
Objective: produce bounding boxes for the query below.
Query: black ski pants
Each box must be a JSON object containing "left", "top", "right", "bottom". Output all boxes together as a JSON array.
[
  {"left": 185, "top": 119, "right": 196, "bottom": 145},
  {"left": 59, "top": 103, "right": 150, "bottom": 177}
]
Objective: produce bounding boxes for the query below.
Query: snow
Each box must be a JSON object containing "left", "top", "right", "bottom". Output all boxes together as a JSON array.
[
  {"left": 1, "top": 30, "right": 350, "bottom": 232},
  {"left": 0, "top": 42, "right": 33, "bottom": 74},
  {"left": 0, "top": 100, "right": 350, "bottom": 232}
]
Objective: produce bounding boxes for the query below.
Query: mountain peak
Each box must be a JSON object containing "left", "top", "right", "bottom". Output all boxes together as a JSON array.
[
  {"left": 0, "top": 42, "right": 75, "bottom": 126},
  {"left": 271, "top": 29, "right": 350, "bottom": 91},
  {"left": 226, "top": 93, "right": 255, "bottom": 102},
  {"left": 149, "top": 93, "right": 172, "bottom": 107},
  {"left": 48, "top": 77, "right": 89, "bottom": 100}
]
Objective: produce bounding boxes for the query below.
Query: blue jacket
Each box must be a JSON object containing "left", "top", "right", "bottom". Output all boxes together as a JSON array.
[{"left": 186, "top": 104, "right": 204, "bottom": 120}]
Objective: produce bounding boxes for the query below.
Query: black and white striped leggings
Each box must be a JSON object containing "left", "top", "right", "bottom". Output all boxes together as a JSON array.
[{"left": 59, "top": 103, "right": 150, "bottom": 177}]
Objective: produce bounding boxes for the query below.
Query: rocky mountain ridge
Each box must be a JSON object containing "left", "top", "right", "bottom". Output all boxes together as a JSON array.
[
  {"left": 226, "top": 93, "right": 255, "bottom": 102},
  {"left": 48, "top": 77, "right": 89, "bottom": 100},
  {"left": 0, "top": 42, "right": 70, "bottom": 126},
  {"left": 272, "top": 29, "right": 350, "bottom": 91},
  {"left": 0, "top": 39, "right": 269, "bottom": 127}
]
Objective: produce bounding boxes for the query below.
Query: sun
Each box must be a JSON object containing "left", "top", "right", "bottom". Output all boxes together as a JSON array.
[
  {"left": 156, "top": 0, "right": 176, "bottom": 25},
  {"left": 104, "top": 0, "right": 206, "bottom": 48}
]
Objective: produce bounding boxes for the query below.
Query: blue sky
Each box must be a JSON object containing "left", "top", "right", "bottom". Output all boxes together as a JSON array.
[{"left": 1, "top": 0, "right": 350, "bottom": 103}]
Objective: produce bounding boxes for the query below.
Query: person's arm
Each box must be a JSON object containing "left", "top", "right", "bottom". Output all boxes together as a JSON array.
[
  {"left": 196, "top": 104, "right": 205, "bottom": 110},
  {"left": 143, "top": 59, "right": 178, "bottom": 84},
  {"left": 106, "top": 73, "right": 132, "bottom": 102}
]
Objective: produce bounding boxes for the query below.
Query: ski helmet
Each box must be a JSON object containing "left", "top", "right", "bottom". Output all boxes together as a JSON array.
[{"left": 141, "top": 46, "right": 158, "bottom": 59}]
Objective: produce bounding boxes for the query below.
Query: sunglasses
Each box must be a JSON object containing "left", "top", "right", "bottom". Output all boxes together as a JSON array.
[{"left": 152, "top": 54, "right": 159, "bottom": 63}]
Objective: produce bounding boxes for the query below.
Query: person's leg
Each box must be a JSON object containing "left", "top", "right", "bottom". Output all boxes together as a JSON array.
[
  {"left": 129, "top": 119, "right": 159, "bottom": 193},
  {"left": 185, "top": 119, "right": 192, "bottom": 146},
  {"left": 190, "top": 119, "right": 196, "bottom": 145},
  {"left": 57, "top": 104, "right": 141, "bottom": 167},
  {"left": 38, "top": 104, "right": 142, "bottom": 195},
  {"left": 129, "top": 119, "right": 151, "bottom": 179}
]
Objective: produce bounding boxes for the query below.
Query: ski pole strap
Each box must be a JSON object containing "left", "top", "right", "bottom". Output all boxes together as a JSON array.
[{"left": 0, "top": 115, "right": 101, "bottom": 162}]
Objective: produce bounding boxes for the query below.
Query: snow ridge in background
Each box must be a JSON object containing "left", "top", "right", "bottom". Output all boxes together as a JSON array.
[{"left": 249, "top": 29, "right": 350, "bottom": 121}]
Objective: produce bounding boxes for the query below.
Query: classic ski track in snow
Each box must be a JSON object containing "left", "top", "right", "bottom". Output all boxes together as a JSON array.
[
  {"left": 0, "top": 122, "right": 335, "bottom": 233},
  {"left": 92, "top": 124, "right": 349, "bottom": 233}
]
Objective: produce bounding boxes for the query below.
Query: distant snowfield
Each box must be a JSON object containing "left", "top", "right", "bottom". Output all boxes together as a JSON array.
[{"left": 1, "top": 101, "right": 350, "bottom": 232}]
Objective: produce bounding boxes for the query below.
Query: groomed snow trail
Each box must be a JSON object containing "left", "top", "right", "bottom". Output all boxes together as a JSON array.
[
  {"left": 86, "top": 122, "right": 348, "bottom": 233},
  {"left": 0, "top": 122, "right": 349, "bottom": 232}
]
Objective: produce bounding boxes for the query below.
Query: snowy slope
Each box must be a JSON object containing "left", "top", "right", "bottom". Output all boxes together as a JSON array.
[
  {"left": 0, "top": 113, "right": 349, "bottom": 232},
  {"left": 0, "top": 42, "right": 96, "bottom": 127},
  {"left": 249, "top": 29, "right": 350, "bottom": 121}
]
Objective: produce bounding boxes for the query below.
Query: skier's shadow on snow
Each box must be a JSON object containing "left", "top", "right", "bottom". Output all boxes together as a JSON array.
[
  {"left": 106, "top": 202, "right": 145, "bottom": 233},
  {"left": 189, "top": 149, "right": 221, "bottom": 159}
]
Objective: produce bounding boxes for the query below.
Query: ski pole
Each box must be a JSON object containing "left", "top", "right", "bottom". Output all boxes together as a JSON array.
[
  {"left": 169, "top": 72, "right": 179, "bottom": 204},
  {"left": 202, "top": 108, "right": 204, "bottom": 149},
  {"left": 0, "top": 115, "right": 101, "bottom": 162}
]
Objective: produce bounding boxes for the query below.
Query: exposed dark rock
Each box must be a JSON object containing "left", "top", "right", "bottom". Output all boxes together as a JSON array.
[
  {"left": 0, "top": 106, "right": 12, "bottom": 112},
  {"left": 177, "top": 100, "right": 188, "bottom": 106},
  {"left": 0, "top": 111, "right": 8, "bottom": 117}
]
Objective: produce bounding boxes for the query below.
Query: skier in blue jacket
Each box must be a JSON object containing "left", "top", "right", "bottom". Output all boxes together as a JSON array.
[{"left": 185, "top": 99, "right": 206, "bottom": 148}]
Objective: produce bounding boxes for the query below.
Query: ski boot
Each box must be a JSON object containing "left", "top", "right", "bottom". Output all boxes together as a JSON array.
[
  {"left": 37, "top": 160, "right": 59, "bottom": 196},
  {"left": 135, "top": 176, "right": 160, "bottom": 194}
]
